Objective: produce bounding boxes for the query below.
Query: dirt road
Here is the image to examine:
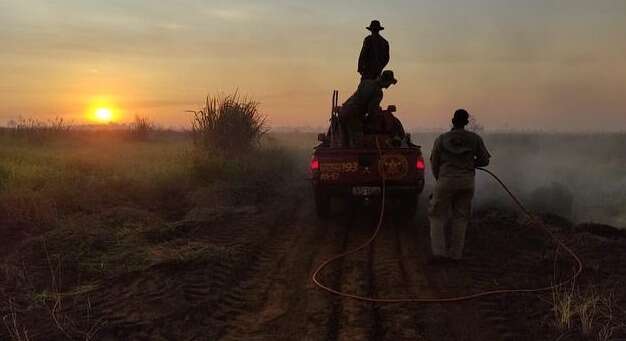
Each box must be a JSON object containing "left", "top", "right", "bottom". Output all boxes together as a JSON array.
[
  {"left": 4, "top": 180, "right": 625, "bottom": 340},
  {"left": 78, "top": 179, "right": 597, "bottom": 341}
]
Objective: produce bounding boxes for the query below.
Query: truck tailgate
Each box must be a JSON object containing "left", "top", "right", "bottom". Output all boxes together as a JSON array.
[{"left": 315, "top": 148, "right": 424, "bottom": 186}]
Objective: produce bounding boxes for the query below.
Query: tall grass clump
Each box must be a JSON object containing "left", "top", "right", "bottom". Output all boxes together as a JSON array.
[
  {"left": 128, "top": 115, "right": 156, "bottom": 140},
  {"left": 190, "top": 93, "right": 268, "bottom": 153},
  {"left": 552, "top": 285, "right": 624, "bottom": 340},
  {"left": 8, "top": 117, "right": 72, "bottom": 143}
]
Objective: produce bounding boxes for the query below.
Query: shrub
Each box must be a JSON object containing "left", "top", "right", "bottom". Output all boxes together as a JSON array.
[
  {"left": 128, "top": 115, "right": 156, "bottom": 140},
  {"left": 190, "top": 93, "right": 268, "bottom": 153}
]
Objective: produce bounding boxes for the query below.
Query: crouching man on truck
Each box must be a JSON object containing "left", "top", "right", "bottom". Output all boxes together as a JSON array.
[
  {"left": 429, "top": 109, "right": 491, "bottom": 263},
  {"left": 338, "top": 70, "right": 397, "bottom": 146}
]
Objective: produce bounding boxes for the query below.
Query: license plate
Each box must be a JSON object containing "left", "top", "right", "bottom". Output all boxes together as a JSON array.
[{"left": 352, "top": 186, "right": 381, "bottom": 196}]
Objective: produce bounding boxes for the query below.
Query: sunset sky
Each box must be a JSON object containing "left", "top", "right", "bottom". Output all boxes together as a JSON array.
[{"left": 2, "top": 0, "right": 626, "bottom": 131}]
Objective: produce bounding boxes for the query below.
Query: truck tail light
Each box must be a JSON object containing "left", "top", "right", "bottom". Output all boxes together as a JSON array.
[
  {"left": 311, "top": 156, "right": 320, "bottom": 170},
  {"left": 416, "top": 158, "right": 425, "bottom": 170}
]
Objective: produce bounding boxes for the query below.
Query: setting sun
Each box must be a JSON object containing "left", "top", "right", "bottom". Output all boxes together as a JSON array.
[
  {"left": 86, "top": 96, "right": 120, "bottom": 123},
  {"left": 94, "top": 108, "right": 113, "bottom": 122}
]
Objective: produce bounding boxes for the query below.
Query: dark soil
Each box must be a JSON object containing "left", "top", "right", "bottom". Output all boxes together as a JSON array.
[{"left": 1, "top": 181, "right": 625, "bottom": 340}]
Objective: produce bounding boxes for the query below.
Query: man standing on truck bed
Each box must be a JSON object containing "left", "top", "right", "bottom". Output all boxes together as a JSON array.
[
  {"left": 429, "top": 109, "right": 491, "bottom": 263},
  {"left": 358, "top": 20, "right": 390, "bottom": 80},
  {"left": 339, "top": 70, "right": 397, "bottom": 146}
]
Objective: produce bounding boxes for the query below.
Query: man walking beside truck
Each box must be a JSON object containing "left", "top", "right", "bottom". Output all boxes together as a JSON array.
[{"left": 429, "top": 109, "right": 491, "bottom": 263}]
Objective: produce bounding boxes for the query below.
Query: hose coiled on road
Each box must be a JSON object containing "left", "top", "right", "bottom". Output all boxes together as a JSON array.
[{"left": 311, "top": 137, "right": 583, "bottom": 303}]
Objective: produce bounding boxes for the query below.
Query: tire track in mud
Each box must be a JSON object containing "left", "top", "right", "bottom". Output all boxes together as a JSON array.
[
  {"left": 332, "top": 208, "right": 378, "bottom": 341},
  {"left": 302, "top": 206, "right": 359, "bottom": 341},
  {"left": 369, "top": 217, "right": 426, "bottom": 340},
  {"left": 218, "top": 197, "right": 329, "bottom": 340},
  {"left": 251, "top": 201, "right": 384, "bottom": 341},
  {"left": 182, "top": 195, "right": 310, "bottom": 340},
  {"left": 214, "top": 198, "right": 354, "bottom": 341},
  {"left": 89, "top": 193, "right": 306, "bottom": 340}
]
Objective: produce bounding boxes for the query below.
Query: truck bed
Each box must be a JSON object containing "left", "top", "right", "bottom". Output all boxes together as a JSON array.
[
  {"left": 311, "top": 135, "right": 425, "bottom": 217},
  {"left": 311, "top": 130, "right": 426, "bottom": 198}
]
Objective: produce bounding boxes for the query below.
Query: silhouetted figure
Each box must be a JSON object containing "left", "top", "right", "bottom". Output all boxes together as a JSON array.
[
  {"left": 383, "top": 105, "right": 406, "bottom": 139},
  {"left": 339, "top": 70, "right": 397, "bottom": 146},
  {"left": 429, "top": 109, "right": 490, "bottom": 262},
  {"left": 358, "top": 20, "right": 390, "bottom": 80},
  {"left": 366, "top": 105, "right": 405, "bottom": 140}
]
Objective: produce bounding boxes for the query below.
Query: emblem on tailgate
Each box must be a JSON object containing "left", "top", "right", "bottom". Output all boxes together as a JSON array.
[{"left": 379, "top": 154, "right": 408, "bottom": 179}]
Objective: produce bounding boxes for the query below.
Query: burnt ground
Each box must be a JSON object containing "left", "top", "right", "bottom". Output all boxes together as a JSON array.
[{"left": 2, "top": 180, "right": 626, "bottom": 341}]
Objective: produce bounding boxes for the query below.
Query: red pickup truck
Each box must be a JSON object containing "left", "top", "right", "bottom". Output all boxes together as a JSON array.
[{"left": 311, "top": 133, "right": 426, "bottom": 219}]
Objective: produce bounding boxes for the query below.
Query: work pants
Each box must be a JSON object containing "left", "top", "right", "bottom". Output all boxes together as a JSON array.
[{"left": 428, "top": 176, "right": 475, "bottom": 260}]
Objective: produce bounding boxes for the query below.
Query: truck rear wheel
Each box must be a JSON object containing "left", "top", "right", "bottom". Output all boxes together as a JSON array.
[{"left": 314, "top": 187, "right": 331, "bottom": 219}]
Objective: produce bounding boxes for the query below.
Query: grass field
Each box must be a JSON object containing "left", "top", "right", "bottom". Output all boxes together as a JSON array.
[
  {"left": 0, "top": 130, "right": 294, "bottom": 286},
  {"left": 1, "top": 129, "right": 623, "bottom": 260}
]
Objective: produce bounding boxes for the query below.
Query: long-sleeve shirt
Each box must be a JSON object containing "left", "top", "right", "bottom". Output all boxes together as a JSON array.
[
  {"left": 358, "top": 34, "right": 390, "bottom": 80},
  {"left": 430, "top": 128, "right": 490, "bottom": 179}
]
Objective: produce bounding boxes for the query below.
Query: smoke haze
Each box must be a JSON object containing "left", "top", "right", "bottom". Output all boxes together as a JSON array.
[{"left": 415, "top": 132, "right": 626, "bottom": 228}]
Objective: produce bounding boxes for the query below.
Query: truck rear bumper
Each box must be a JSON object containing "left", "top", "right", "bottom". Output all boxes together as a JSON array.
[{"left": 313, "top": 179, "right": 424, "bottom": 197}]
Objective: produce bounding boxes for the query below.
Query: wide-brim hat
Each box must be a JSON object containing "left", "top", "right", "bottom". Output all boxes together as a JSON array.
[
  {"left": 366, "top": 20, "right": 384, "bottom": 31},
  {"left": 380, "top": 70, "right": 397, "bottom": 84}
]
